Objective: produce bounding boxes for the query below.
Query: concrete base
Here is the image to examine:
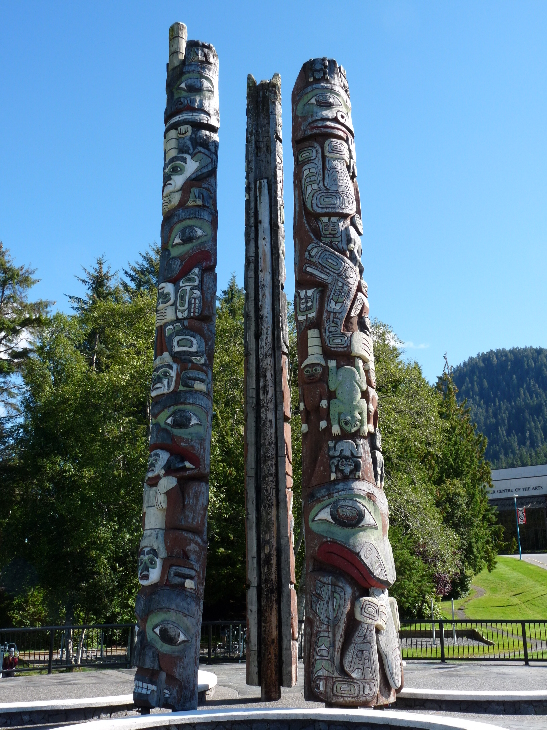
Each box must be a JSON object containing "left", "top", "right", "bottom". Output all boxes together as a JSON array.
[
  {"left": 396, "top": 687, "right": 547, "bottom": 715},
  {"left": 0, "top": 670, "right": 217, "bottom": 726},
  {"left": 60, "top": 707, "right": 505, "bottom": 730}
]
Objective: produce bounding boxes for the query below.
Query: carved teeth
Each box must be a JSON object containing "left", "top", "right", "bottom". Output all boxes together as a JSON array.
[{"left": 134, "top": 679, "right": 156, "bottom": 695}]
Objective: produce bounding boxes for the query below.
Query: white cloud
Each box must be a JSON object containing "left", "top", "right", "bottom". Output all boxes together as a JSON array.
[{"left": 399, "top": 341, "right": 430, "bottom": 350}]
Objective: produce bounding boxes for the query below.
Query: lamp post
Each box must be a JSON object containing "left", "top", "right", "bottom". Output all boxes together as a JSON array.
[{"left": 514, "top": 494, "right": 522, "bottom": 560}]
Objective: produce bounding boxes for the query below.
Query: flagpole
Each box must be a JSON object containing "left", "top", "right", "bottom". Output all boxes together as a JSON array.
[{"left": 514, "top": 494, "right": 522, "bottom": 560}]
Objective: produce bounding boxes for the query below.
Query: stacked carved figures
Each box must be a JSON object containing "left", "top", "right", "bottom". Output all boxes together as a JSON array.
[
  {"left": 292, "top": 59, "right": 403, "bottom": 707},
  {"left": 134, "top": 23, "right": 219, "bottom": 712}
]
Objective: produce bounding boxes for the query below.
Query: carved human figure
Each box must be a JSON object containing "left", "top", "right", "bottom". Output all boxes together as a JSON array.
[
  {"left": 134, "top": 22, "right": 218, "bottom": 712},
  {"left": 292, "top": 58, "right": 402, "bottom": 707}
]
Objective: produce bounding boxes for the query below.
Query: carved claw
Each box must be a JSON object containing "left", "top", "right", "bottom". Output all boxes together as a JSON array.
[
  {"left": 319, "top": 420, "right": 327, "bottom": 431},
  {"left": 328, "top": 359, "right": 337, "bottom": 368},
  {"left": 332, "top": 424, "right": 341, "bottom": 436}
]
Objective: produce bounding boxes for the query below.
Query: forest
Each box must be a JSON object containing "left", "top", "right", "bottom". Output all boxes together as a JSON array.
[
  {"left": 0, "top": 243, "right": 501, "bottom": 626},
  {"left": 452, "top": 347, "right": 547, "bottom": 468}
]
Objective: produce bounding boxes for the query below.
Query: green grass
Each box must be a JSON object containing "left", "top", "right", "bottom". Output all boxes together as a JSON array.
[{"left": 440, "top": 557, "right": 547, "bottom": 620}]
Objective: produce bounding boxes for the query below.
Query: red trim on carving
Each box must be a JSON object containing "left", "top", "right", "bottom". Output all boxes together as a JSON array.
[
  {"left": 166, "top": 250, "right": 213, "bottom": 283},
  {"left": 316, "top": 541, "right": 387, "bottom": 590},
  {"left": 148, "top": 442, "right": 200, "bottom": 469}
]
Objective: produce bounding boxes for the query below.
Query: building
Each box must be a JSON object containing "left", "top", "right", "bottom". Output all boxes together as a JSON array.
[{"left": 489, "top": 464, "right": 547, "bottom": 552}]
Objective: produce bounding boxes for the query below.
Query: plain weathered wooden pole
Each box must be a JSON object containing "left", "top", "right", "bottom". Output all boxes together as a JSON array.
[
  {"left": 292, "top": 58, "right": 403, "bottom": 707},
  {"left": 244, "top": 74, "right": 297, "bottom": 701},
  {"left": 133, "top": 22, "right": 219, "bottom": 712}
]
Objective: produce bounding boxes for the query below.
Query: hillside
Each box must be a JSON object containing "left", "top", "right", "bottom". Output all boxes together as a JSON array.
[{"left": 452, "top": 347, "right": 547, "bottom": 468}]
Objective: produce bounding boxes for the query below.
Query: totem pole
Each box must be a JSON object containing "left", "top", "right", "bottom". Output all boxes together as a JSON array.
[
  {"left": 244, "top": 74, "right": 298, "bottom": 700},
  {"left": 134, "top": 22, "right": 219, "bottom": 712},
  {"left": 292, "top": 58, "right": 403, "bottom": 707}
]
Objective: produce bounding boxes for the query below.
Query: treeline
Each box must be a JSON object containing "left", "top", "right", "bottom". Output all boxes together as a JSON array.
[
  {"left": 452, "top": 347, "right": 547, "bottom": 468},
  {"left": 0, "top": 243, "right": 501, "bottom": 626}
]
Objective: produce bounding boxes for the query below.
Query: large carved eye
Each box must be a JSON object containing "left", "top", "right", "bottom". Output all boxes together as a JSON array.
[
  {"left": 152, "top": 621, "right": 188, "bottom": 646},
  {"left": 165, "top": 410, "right": 201, "bottom": 429},
  {"left": 179, "top": 77, "right": 213, "bottom": 93},
  {"left": 314, "top": 499, "right": 376, "bottom": 529},
  {"left": 173, "top": 226, "right": 206, "bottom": 245}
]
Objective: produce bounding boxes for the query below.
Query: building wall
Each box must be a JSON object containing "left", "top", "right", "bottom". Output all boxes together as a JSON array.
[{"left": 489, "top": 465, "right": 547, "bottom": 553}]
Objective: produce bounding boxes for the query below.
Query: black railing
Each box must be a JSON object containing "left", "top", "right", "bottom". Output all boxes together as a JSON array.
[
  {"left": 3, "top": 618, "right": 546, "bottom": 674},
  {"left": 399, "top": 619, "right": 547, "bottom": 663},
  {"left": 200, "top": 621, "right": 246, "bottom": 662},
  {"left": 0, "top": 624, "right": 135, "bottom": 674}
]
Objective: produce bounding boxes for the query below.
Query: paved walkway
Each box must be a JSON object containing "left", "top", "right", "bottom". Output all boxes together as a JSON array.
[
  {"left": 2, "top": 662, "right": 547, "bottom": 729},
  {"left": 502, "top": 553, "right": 547, "bottom": 570}
]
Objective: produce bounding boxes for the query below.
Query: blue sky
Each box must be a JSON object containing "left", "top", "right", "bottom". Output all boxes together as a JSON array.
[{"left": 1, "top": 0, "right": 546, "bottom": 382}]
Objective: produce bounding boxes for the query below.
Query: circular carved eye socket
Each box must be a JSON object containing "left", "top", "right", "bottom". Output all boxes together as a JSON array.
[
  {"left": 331, "top": 499, "right": 365, "bottom": 527},
  {"left": 152, "top": 621, "right": 188, "bottom": 647}
]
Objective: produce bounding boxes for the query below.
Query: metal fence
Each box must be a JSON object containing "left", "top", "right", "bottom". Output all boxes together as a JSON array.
[
  {"left": 200, "top": 621, "right": 246, "bottom": 662},
  {"left": 199, "top": 619, "right": 547, "bottom": 664},
  {"left": 3, "top": 618, "right": 547, "bottom": 674},
  {"left": 0, "top": 624, "right": 135, "bottom": 674},
  {"left": 399, "top": 620, "right": 547, "bottom": 663}
]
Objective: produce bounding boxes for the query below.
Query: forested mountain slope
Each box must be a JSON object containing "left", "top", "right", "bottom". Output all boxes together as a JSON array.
[{"left": 452, "top": 347, "right": 547, "bottom": 468}]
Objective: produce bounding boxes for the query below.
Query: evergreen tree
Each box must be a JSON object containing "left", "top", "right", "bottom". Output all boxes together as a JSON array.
[
  {"left": 452, "top": 347, "right": 547, "bottom": 467},
  {"left": 0, "top": 242, "right": 50, "bottom": 413},
  {"left": 122, "top": 244, "right": 160, "bottom": 297},
  {"left": 434, "top": 357, "right": 501, "bottom": 595}
]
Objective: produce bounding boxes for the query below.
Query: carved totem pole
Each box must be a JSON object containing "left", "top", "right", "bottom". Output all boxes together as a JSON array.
[
  {"left": 134, "top": 22, "right": 219, "bottom": 712},
  {"left": 292, "top": 58, "right": 403, "bottom": 707},
  {"left": 244, "top": 74, "right": 298, "bottom": 700}
]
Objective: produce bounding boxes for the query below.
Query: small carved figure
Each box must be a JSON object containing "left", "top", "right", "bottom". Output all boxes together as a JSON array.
[
  {"left": 328, "top": 439, "right": 363, "bottom": 479},
  {"left": 300, "top": 329, "right": 328, "bottom": 433},
  {"left": 328, "top": 358, "right": 369, "bottom": 436}
]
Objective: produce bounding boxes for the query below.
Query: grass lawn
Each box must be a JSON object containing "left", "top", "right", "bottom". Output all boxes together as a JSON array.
[{"left": 440, "top": 556, "right": 547, "bottom": 620}]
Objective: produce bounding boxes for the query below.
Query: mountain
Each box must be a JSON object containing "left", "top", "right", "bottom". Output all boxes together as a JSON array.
[{"left": 451, "top": 347, "right": 547, "bottom": 468}]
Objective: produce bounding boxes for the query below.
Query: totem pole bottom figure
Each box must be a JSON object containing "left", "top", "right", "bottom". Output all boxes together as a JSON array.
[{"left": 303, "top": 480, "right": 403, "bottom": 707}]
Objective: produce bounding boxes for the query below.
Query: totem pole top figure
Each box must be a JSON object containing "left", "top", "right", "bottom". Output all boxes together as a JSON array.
[{"left": 292, "top": 58, "right": 353, "bottom": 144}]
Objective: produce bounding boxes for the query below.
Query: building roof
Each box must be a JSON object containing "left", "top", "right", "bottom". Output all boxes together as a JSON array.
[{"left": 489, "top": 463, "right": 547, "bottom": 500}]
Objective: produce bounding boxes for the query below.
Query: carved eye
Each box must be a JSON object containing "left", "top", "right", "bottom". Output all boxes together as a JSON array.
[
  {"left": 165, "top": 410, "right": 201, "bottom": 429},
  {"left": 310, "top": 93, "right": 341, "bottom": 108},
  {"left": 314, "top": 499, "right": 376, "bottom": 529},
  {"left": 179, "top": 77, "right": 213, "bottom": 93},
  {"left": 167, "top": 163, "right": 184, "bottom": 175},
  {"left": 173, "top": 226, "right": 206, "bottom": 245},
  {"left": 152, "top": 621, "right": 188, "bottom": 646}
]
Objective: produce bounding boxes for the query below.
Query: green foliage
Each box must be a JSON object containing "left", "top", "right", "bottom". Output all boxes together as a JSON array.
[
  {"left": 372, "top": 326, "right": 500, "bottom": 614},
  {"left": 122, "top": 244, "right": 160, "bottom": 297},
  {"left": 206, "top": 276, "right": 247, "bottom": 618},
  {"left": 0, "top": 246, "right": 501, "bottom": 626},
  {"left": 452, "top": 347, "right": 547, "bottom": 468},
  {"left": 0, "top": 242, "right": 50, "bottom": 414},
  {"left": 0, "top": 255, "right": 155, "bottom": 625}
]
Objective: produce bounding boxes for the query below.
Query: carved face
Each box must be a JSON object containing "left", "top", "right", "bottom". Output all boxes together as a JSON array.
[
  {"left": 303, "top": 363, "right": 324, "bottom": 383},
  {"left": 147, "top": 450, "right": 171, "bottom": 479},
  {"left": 162, "top": 155, "right": 201, "bottom": 214},
  {"left": 309, "top": 486, "right": 396, "bottom": 589},
  {"left": 151, "top": 362, "right": 177, "bottom": 397},
  {"left": 340, "top": 410, "right": 362, "bottom": 434},
  {"left": 134, "top": 587, "right": 201, "bottom": 709},
  {"left": 138, "top": 547, "right": 163, "bottom": 586}
]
